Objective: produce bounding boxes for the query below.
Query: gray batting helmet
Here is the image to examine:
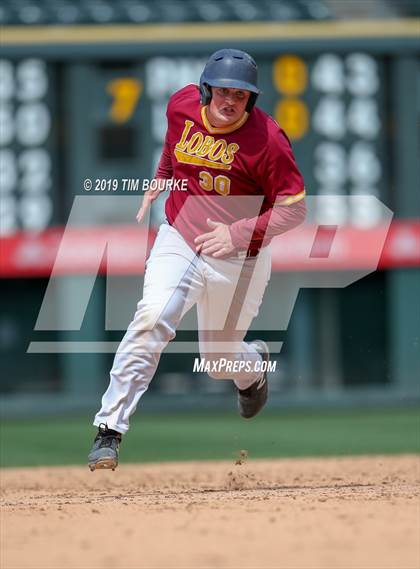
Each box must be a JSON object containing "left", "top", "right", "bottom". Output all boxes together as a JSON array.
[{"left": 199, "top": 49, "right": 261, "bottom": 112}]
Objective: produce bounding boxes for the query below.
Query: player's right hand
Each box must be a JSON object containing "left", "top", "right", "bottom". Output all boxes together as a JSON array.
[{"left": 136, "top": 185, "right": 161, "bottom": 223}]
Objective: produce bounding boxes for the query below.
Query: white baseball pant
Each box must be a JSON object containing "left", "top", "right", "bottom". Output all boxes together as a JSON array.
[{"left": 94, "top": 222, "right": 271, "bottom": 433}]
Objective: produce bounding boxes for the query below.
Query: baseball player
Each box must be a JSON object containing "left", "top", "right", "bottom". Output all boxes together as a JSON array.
[{"left": 88, "top": 49, "right": 306, "bottom": 471}]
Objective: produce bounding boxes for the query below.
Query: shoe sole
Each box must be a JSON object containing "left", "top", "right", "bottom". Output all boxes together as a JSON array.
[{"left": 88, "top": 458, "right": 118, "bottom": 472}]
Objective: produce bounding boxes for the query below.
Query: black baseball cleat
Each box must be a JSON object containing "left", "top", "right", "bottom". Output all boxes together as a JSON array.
[
  {"left": 237, "top": 340, "right": 269, "bottom": 419},
  {"left": 88, "top": 424, "right": 122, "bottom": 471}
]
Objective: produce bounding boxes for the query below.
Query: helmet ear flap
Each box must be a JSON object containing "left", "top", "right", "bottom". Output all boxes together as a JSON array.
[
  {"left": 200, "top": 82, "right": 212, "bottom": 105},
  {"left": 246, "top": 92, "right": 258, "bottom": 113}
]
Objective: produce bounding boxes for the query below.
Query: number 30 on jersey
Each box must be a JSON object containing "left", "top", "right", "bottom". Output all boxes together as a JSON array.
[{"left": 199, "top": 171, "right": 231, "bottom": 196}]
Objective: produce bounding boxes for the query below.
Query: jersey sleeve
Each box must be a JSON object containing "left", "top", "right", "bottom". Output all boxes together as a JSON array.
[
  {"left": 229, "top": 129, "right": 306, "bottom": 249},
  {"left": 258, "top": 128, "right": 305, "bottom": 204},
  {"left": 154, "top": 86, "right": 197, "bottom": 180},
  {"left": 154, "top": 131, "right": 173, "bottom": 179},
  {"left": 229, "top": 200, "right": 306, "bottom": 249}
]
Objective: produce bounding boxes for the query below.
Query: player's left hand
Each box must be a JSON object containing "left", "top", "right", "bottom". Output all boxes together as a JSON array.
[{"left": 194, "top": 219, "right": 235, "bottom": 257}]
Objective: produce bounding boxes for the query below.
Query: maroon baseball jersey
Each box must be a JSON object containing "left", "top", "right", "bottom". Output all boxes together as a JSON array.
[{"left": 155, "top": 84, "right": 305, "bottom": 252}]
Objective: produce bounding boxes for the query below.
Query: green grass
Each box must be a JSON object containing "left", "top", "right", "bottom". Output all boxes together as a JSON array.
[{"left": 1, "top": 408, "right": 419, "bottom": 468}]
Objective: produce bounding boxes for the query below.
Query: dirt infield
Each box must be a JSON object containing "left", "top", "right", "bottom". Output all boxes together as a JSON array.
[{"left": 1, "top": 454, "right": 419, "bottom": 569}]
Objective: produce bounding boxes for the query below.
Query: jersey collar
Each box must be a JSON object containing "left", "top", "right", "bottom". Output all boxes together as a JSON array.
[{"left": 201, "top": 106, "right": 249, "bottom": 134}]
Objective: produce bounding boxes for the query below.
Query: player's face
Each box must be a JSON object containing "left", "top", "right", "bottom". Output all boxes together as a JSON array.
[{"left": 207, "top": 87, "right": 251, "bottom": 126}]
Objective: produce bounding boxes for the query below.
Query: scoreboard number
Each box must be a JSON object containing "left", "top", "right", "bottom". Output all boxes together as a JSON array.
[
  {"left": 16, "top": 102, "right": 51, "bottom": 146},
  {"left": 16, "top": 59, "right": 48, "bottom": 101},
  {"left": 311, "top": 54, "right": 345, "bottom": 93},
  {"left": 273, "top": 55, "right": 307, "bottom": 96},
  {"left": 347, "top": 98, "right": 381, "bottom": 138},
  {"left": 275, "top": 98, "right": 309, "bottom": 140},
  {"left": 107, "top": 78, "right": 143, "bottom": 124},
  {"left": 346, "top": 53, "right": 379, "bottom": 96},
  {"left": 314, "top": 143, "right": 347, "bottom": 188},
  {"left": 313, "top": 97, "right": 346, "bottom": 139}
]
